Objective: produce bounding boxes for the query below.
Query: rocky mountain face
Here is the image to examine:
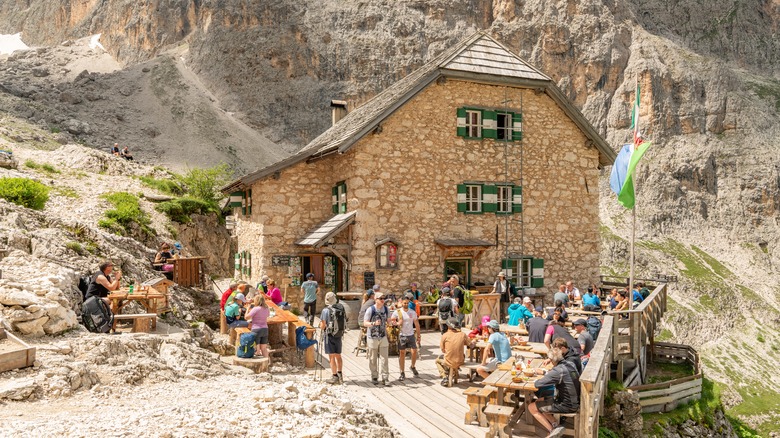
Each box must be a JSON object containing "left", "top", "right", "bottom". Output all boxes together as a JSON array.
[{"left": 1, "top": 0, "right": 779, "bottom": 433}]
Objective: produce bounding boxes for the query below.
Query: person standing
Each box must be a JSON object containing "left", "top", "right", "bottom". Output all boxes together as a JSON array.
[
  {"left": 85, "top": 261, "right": 122, "bottom": 305},
  {"left": 320, "top": 292, "right": 346, "bottom": 384},
  {"left": 436, "top": 318, "right": 470, "bottom": 386},
  {"left": 301, "top": 273, "right": 319, "bottom": 326},
  {"left": 436, "top": 288, "right": 458, "bottom": 334},
  {"left": 246, "top": 295, "right": 270, "bottom": 357},
  {"left": 476, "top": 320, "right": 512, "bottom": 379},
  {"left": 363, "top": 292, "right": 390, "bottom": 386},
  {"left": 491, "top": 271, "right": 515, "bottom": 321},
  {"left": 390, "top": 297, "right": 421, "bottom": 381},
  {"left": 449, "top": 275, "right": 467, "bottom": 325}
]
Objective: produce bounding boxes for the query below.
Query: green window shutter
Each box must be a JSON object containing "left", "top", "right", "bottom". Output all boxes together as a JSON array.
[
  {"left": 512, "top": 186, "right": 523, "bottom": 213},
  {"left": 531, "top": 258, "right": 544, "bottom": 288},
  {"left": 501, "top": 259, "right": 514, "bottom": 278},
  {"left": 247, "top": 252, "right": 251, "bottom": 277},
  {"left": 247, "top": 189, "right": 252, "bottom": 215},
  {"left": 332, "top": 186, "right": 338, "bottom": 214},
  {"left": 339, "top": 182, "right": 347, "bottom": 214},
  {"left": 482, "top": 110, "right": 497, "bottom": 139},
  {"left": 512, "top": 113, "right": 523, "bottom": 141},
  {"left": 457, "top": 184, "right": 467, "bottom": 212},
  {"left": 456, "top": 107, "right": 467, "bottom": 137},
  {"left": 482, "top": 184, "right": 497, "bottom": 213},
  {"left": 229, "top": 191, "right": 243, "bottom": 208}
]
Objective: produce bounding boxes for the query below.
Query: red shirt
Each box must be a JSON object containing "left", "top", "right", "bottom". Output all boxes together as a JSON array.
[{"left": 220, "top": 288, "right": 233, "bottom": 310}]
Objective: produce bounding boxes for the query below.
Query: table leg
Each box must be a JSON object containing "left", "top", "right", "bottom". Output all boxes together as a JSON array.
[
  {"left": 523, "top": 390, "right": 534, "bottom": 424},
  {"left": 497, "top": 387, "right": 505, "bottom": 406}
]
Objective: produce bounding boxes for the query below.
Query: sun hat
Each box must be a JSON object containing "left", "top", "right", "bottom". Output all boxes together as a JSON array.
[
  {"left": 325, "top": 292, "right": 337, "bottom": 306},
  {"left": 487, "top": 320, "right": 500, "bottom": 331},
  {"left": 481, "top": 315, "right": 491, "bottom": 327},
  {"left": 234, "top": 293, "right": 245, "bottom": 302},
  {"left": 374, "top": 292, "right": 385, "bottom": 300},
  {"left": 497, "top": 271, "right": 506, "bottom": 277},
  {"left": 523, "top": 297, "right": 532, "bottom": 304}
]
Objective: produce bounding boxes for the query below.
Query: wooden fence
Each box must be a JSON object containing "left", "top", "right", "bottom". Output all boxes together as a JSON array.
[
  {"left": 609, "top": 283, "right": 668, "bottom": 366},
  {"left": 577, "top": 315, "right": 615, "bottom": 437},
  {"left": 626, "top": 342, "right": 702, "bottom": 413}
]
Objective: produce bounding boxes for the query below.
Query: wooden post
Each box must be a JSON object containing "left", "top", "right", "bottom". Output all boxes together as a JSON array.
[
  {"left": 305, "top": 328, "right": 316, "bottom": 368},
  {"left": 220, "top": 309, "right": 228, "bottom": 335}
]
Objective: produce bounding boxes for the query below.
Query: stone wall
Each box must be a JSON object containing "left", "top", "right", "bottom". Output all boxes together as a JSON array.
[{"left": 235, "top": 79, "right": 601, "bottom": 307}]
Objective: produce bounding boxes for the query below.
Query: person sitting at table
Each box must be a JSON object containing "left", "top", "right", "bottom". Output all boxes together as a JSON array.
[
  {"left": 608, "top": 288, "right": 619, "bottom": 310},
  {"left": 553, "top": 284, "right": 569, "bottom": 307},
  {"left": 527, "top": 306, "right": 549, "bottom": 343},
  {"left": 614, "top": 290, "right": 629, "bottom": 313},
  {"left": 631, "top": 284, "right": 644, "bottom": 306},
  {"left": 573, "top": 319, "right": 594, "bottom": 366},
  {"left": 257, "top": 275, "right": 269, "bottom": 294},
  {"left": 85, "top": 261, "right": 122, "bottom": 304},
  {"left": 528, "top": 344, "right": 581, "bottom": 437},
  {"left": 638, "top": 281, "right": 651, "bottom": 300},
  {"left": 245, "top": 294, "right": 270, "bottom": 357},
  {"left": 581, "top": 286, "right": 601, "bottom": 311},
  {"left": 468, "top": 315, "right": 492, "bottom": 338},
  {"left": 546, "top": 300, "right": 568, "bottom": 324},
  {"left": 565, "top": 281, "right": 580, "bottom": 301},
  {"left": 220, "top": 282, "right": 238, "bottom": 311},
  {"left": 436, "top": 318, "right": 470, "bottom": 387},
  {"left": 476, "top": 320, "right": 512, "bottom": 379},
  {"left": 544, "top": 316, "right": 583, "bottom": 373},
  {"left": 265, "top": 279, "right": 283, "bottom": 305},
  {"left": 508, "top": 297, "right": 533, "bottom": 326},
  {"left": 224, "top": 293, "right": 248, "bottom": 328}
]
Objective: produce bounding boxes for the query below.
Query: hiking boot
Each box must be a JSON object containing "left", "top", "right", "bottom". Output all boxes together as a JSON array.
[
  {"left": 548, "top": 426, "right": 565, "bottom": 438},
  {"left": 328, "top": 375, "right": 339, "bottom": 385},
  {"left": 440, "top": 378, "right": 449, "bottom": 387},
  {"left": 372, "top": 378, "right": 379, "bottom": 385},
  {"left": 398, "top": 372, "right": 405, "bottom": 381},
  {"left": 410, "top": 367, "right": 419, "bottom": 377},
  {"left": 382, "top": 378, "right": 390, "bottom": 386},
  {"left": 337, "top": 372, "right": 343, "bottom": 384}
]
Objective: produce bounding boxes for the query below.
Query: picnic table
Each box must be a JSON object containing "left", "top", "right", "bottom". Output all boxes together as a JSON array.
[
  {"left": 108, "top": 287, "right": 166, "bottom": 330},
  {"left": 482, "top": 359, "right": 547, "bottom": 425}
]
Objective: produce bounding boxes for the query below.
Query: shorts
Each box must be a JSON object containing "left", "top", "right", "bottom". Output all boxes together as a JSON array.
[
  {"left": 481, "top": 357, "right": 500, "bottom": 372},
  {"left": 252, "top": 327, "right": 268, "bottom": 345},
  {"left": 537, "top": 397, "right": 577, "bottom": 414},
  {"left": 325, "top": 336, "right": 343, "bottom": 355},
  {"left": 398, "top": 334, "right": 417, "bottom": 350}
]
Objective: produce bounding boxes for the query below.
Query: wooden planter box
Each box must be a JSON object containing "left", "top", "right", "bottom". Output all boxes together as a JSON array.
[{"left": 0, "top": 327, "right": 36, "bottom": 373}]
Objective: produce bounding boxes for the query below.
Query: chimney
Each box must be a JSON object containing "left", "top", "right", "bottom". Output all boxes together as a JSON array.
[{"left": 330, "top": 100, "right": 347, "bottom": 125}]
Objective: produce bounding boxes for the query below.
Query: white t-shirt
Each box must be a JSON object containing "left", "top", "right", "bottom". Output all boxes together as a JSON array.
[{"left": 392, "top": 308, "right": 418, "bottom": 336}]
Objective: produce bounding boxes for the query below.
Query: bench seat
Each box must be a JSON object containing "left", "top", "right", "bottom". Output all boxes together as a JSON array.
[{"left": 113, "top": 313, "right": 157, "bottom": 333}]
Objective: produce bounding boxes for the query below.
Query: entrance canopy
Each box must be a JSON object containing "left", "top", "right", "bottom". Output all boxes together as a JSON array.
[
  {"left": 434, "top": 238, "right": 493, "bottom": 263},
  {"left": 295, "top": 211, "right": 357, "bottom": 248}
]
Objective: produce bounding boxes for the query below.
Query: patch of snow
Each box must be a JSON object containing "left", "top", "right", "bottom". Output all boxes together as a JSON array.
[
  {"left": 88, "top": 34, "right": 106, "bottom": 52},
  {"left": 0, "top": 33, "right": 29, "bottom": 55}
]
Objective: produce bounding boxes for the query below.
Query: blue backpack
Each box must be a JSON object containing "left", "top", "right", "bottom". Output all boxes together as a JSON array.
[{"left": 236, "top": 332, "right": 256, "bottom": 358}]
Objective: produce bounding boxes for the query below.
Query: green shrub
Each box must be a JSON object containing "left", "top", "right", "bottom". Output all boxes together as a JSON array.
[
  {"left": 99, "top": 192, "right": 154, "bottom": 236},
  {"left": 156, "top": 196, "right": 220, "bottom": 223},
  {"left": 24, "top": 160, "right": 60, "bottom": 174},
  {"left": 179, "top": 163, "right": 232, "bottom": 206},
  {"left": 139, "top": 176, "right": 184, "bottom": 196},
  {"left": 0, "top": 177, "right": 49, "bottom": 210},
  {"left": 65, "top": 241, "right": 84, "bottom": 255}
]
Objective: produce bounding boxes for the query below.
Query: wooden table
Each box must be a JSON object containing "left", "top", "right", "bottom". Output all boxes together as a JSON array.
[
  {"left": 108, "top": 288, "right": 166, "bottom": 329},
  {"left": 482, "top": 359, "right": 546, "bottom": 425},
  {"left": 169, "top": 256, "right": 205, "bottom": 287},
  {"left": 263, "top": 300, "right": 317, "bottom": 368}
]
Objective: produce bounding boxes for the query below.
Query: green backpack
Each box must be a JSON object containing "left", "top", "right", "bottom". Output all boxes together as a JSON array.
[
  {"left": 426, "top": 290, "right": 440, "bottom": 304},
  {"left": 461, "top": 289, "right": 474, "bottom": 314}
]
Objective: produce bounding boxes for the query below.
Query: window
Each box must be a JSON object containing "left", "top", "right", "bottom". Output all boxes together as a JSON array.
[
  {"left": 502, "top": 258, "right": 542, "bottom": 288},
  {"left": 496, "top": 112, "right": 511, "bottom": 140},
  {"left": 465, "top": 110, "right": 481, "bottom": 138},
  {"left": 497, "top": 185, "right": 511, "bottom": 213},
  {"left": 466, "top": 185, "right": 482, "bottom": 213},
  {"left": 331, "top": 181, "right": 347, "bottom": 214},
  {"left": 376, "top": 241, "right": 398, "bottom": 269}
]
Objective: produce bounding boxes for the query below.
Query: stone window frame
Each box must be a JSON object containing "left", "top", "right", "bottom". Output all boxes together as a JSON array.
[{"left": 375, "top": 238, "right": 399, "bottom": 270}]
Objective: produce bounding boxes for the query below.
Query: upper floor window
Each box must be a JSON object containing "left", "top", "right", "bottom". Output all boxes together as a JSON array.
[
  {"left": 466, "top": 184, "right": 482, "bottom": 213},
  {"left": 457, "top": 183, "right": 522, "bottom": 215},
  {"left": 497, "top": 185, "right": 511, "bottom": 213},
  {"left": 456, "top": 107, "right": 523, "bottom": 141},
  {"left": 465, "top": 110, "right": 482, "bottom": 138},
  {"left": 331, "top": 181, "right": 347, "bottom": 214}
]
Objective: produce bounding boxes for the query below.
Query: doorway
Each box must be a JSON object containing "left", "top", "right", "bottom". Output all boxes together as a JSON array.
[{"left": 444, "top": 259, "right": 471, "bottom": 288}]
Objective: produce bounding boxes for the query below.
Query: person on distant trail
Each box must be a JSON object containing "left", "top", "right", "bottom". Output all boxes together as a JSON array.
[
  {"left": 220, "top": 282, "right": 239, "bottom": 311},
  {"left": 245, "top": 294, "right": 270, "bottom": 357},
  {"left": 301, "top": 273, "right": 319, "bottom": 326},
  {"left": 85, "top": 261, "right": 122, "bottom": 305},
  {"left": 390, "top": 297, "right": 421, "bottom": 381},
  {"left": 120, "top": 146, "right": 133, "bottom": 161}
]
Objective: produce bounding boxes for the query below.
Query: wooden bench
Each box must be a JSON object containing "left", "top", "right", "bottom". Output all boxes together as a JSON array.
[
  {"left": 463, "top": 363, "right": 481, "bottom": 382},
  {"left": 484, "top": 404, "right": 516, "bottom": 438},
  {"left": 229, "top": 327, "right": 252, "bottom": 345},
  {"left": 113, "top": 313, "right": 157, "bottom": 333},
  {"left": 553, "top": 412, "right": 578, "bottom": 437},
  {"left": 417, "top": 315, "right": 439, "bottom": 331},
  {"left": 463, "top": 385, "right": 497, "bottom": 427}
]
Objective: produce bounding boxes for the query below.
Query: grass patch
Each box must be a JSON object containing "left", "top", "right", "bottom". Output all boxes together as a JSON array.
[
  {"left": 729, "top": 387, "right": 780, "bottom": 435},
  {"left": 747, "top": 78, "right": 780, "bottom": 111},
  {"left": 99, "top": 192, "right": 154, "bottom": 236},
  {"left": 605, "top": 379, "right": 625, "bottom": 406},
  {"left": 644, "top": 378, "right": 722, "bottom": 434},
  {"left": 691, "top": 245, "right": 734, "bottom": 278},
  {"left": 155, "top": 197, "right": 221, "bottom": 223},
  {"left": 138, "top": 175, "right": 184, "bottom": 196},
  {"left": 598, "top": 427, "right": 620, "bottom": 438},
  {"left": 728, "top": 416, "right": 762, "bottom": 438},
  {"left": 0, "top": 177, "right": 49, "bottom": 210},
  {"left": 52, "top": 186, "right": 80, "bottom": 198},
  {"left": 166, "top": 224, "right": 179, "bottom": 239},
  {"left": 656, "top": 328, "right": 673, "bottom": 342},
  {"left": 646, "top": 361, "right": 694, "bottom": 384},
  {"left": 600, "top": 224, "right": 627, "bottom": 243},
  {"left": 24, "top": 160, "right": 60, "bottom": 174},
  {"left": 65, "top": 241, "right": 84, "bottom": 255}
]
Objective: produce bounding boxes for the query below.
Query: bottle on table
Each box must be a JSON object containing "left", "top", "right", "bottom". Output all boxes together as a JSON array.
[{"left": 128, "top": 284, "right": 134, "bottom": 294}]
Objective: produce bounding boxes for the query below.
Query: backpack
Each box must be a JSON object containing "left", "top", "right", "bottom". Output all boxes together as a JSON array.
[
  {"left": 586, "top": 316, "right": 602, "bottom": 341},
  {"left": 78, "top": 274, "right": 91, "bottom": 299},
  {"left": 81, "top": 296, "right": 113, "bottom": 333},
  {"left": 296, "top": 326, "right": 318, "bottom": 350},
  {"left": 236, "top": 332, "right": 256, "bottom": 358},
  {"left": 461, "top": 290, "right": 474, "bottom": 314},
  {"left": 437, "top": 298, "right": 453, "bottom": 321},
  {"left": 326, "top": 303, "right": 346, "bottom": 338}
]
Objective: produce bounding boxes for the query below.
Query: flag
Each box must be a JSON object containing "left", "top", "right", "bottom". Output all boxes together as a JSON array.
[{"left": 610, "top": 142, "right": 651, "bottom": 209}]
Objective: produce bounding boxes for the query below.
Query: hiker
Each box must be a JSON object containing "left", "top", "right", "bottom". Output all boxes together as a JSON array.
[
  {"left": 220, "top": 282, "right": 239, "bottom": 311},
  {"left": 85, "top": 261, "right": 122, "bottom": 305},
  {"left": 565, "top": 281, "right": 580, "bottom": 301},
  {"left": 468, "top": 315, "right": 491, "bottom": 338},
  {"left": 544, "top": 316, "right": 583, "bottom": 373},
  {"left": 639, "top": 282, "right": 651, "bottom": 300},
  {"left": 363, "top": 292, "right": 390, "bottom": 386},
  {"left": 508, "top": 297, "right": 533, "bottom": 326},
  {"left": 608, "top": 288, "right": 619, "bottom": 310},
  {"left": 301, "top": 273, "right": 319, "bottom": 326},
  {"left": 246, "top": 294, "right": 270, "bottom": 357},
  {"left": 547, "top": 300, "right": 568, "bottom": 324},
  {"left": 631, "top": 284, "right": 644, "bottom": 306},
  {"left": 449, "top": 275, "right": 467, "bottom": 325},
  {"left": 320, "top": 292, "right": 346, "bottom": 384},
  {"left": 491, "top": 271, "right": 515, "bottom": 321},
  {"left": 359, "top": 286, "right": 378, "bottom": 322},
  {"left": 436, "top": 318, "right": 470, "bottom": 386},
  {"left": 526, "top": 306, "right": 549, "bottom": 343},
  {"left": 476, "top": 320, "right": 512, "bottom": 379},
  {"left": 528, "top": 344, "right": 580, "bottom": 437},
  {"left": 265, "top": 279, "right": 283, "bottom": 305},
  {"left": 581, "top": 286, "right": 601, "bottom": 311},
  {"left": 225, "top": 293, "right": 248, "bottom": 328},
  {"left": 257, "top": 275, "right": 269, "bottom": 293},
  {"left": 404, "top": 283, "right": 422, "bottom": 317},
  {"left": 614, "top": 290, "right": 629, "bottom": 312},
  {"left": 553, "top": 284, "right": 569, "bottom": 307},
  {"left": 120, "top": 146, "right": 134, "bottom": 161},
  {"left": 573, "top": 319, "right": 594, "bottom": 366},
  {"left": 390, "top": 297, "right": 420, "bottom": 380},
  {"left": 436, "top": 287, "right": 458, "bottom": 334},
  {"left": 111, "top": 143, "right": 120, "bottom": 156}
]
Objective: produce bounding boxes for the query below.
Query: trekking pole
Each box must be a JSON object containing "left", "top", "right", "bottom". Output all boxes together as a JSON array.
[{"left": 316, "top": 327, "right": 324, "bottom": 382}]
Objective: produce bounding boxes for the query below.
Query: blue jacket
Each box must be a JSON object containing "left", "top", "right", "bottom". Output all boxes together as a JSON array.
[{"left": 508, "top": 303, "right": 533, "bottom": 326}]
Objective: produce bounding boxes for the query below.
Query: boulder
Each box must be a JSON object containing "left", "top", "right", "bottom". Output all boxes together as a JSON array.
[
  {"left": 0, "top": 152, "right": 17, "bottom": 169},
  {"left": 0, "top": 288, "right": 39, "bottom": 306},
  {"left": 232, "top": 356, "right": 269, "bottom": 373},
  {"left": 13, "top": 315, "right": 49, "bottom": 336},
  {"left": 0, "top": 378, "right": 40, "bottom": 401}
]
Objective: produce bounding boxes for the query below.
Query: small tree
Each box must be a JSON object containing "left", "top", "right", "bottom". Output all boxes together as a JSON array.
[{"left": 179, "top": 163, "right": 232, "bottom": 207}]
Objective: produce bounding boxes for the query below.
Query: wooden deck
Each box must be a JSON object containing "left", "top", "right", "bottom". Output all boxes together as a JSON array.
[{"left": 313, "top": 327, "right": 489, "bottom": 438}]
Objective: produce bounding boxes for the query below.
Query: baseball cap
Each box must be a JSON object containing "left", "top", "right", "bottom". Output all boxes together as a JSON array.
[
  {"left": 441, "top": 287, "right": 452, "bottom": 296},
  {"left": 366, "top": 289, "right": 375, "bottom": 297},
  {"left": 374, "top": 292, "right": 385, "bottom": 300},
  {"left": 234, "top": 293, "right": 245, "bottom": 302},
  {"left": 497, "top": 271, "right": 506, "bottom": 277},
  {"left": 535, "top": 306, "right": 544, "bottom": 313},
  {"left": 522, "top": 297, "right": 532, "bottom": 304},
  {"left": 487, "top": 320, "right": 499, "bottom": 330},
  {"left": 481, "top": 315, "right": 491, "bottom": 327},
  {"left": 447, "top": 318, "right": 461, "bottom": 329},
  {"left": 372, "top": 284, "right": 381, "bottom": 291},
  {"left": 573, "top": 318, "right": 587, "bottom": 326}
]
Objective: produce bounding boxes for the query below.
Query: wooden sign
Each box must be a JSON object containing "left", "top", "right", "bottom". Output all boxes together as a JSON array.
[
  {"left": 363, "top": 271, "right": 375, "bottom": 290},
  {"left": 272, "top": 255, "right": 293, "bottom": 266}
]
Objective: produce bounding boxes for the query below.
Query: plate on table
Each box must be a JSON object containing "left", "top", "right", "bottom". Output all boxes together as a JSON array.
[{"left": 512, "top": 376, "right": 524, "bottom": 383}]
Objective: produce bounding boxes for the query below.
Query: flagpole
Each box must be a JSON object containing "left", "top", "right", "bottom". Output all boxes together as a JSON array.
[{"left": 628, "top": 74, "right": 638, "bottom": 310}]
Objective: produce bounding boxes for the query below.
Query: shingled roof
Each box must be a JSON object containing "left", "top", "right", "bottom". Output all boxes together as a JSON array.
[{"left": 223, "top": 32, "right": 614, "bottom": 192}]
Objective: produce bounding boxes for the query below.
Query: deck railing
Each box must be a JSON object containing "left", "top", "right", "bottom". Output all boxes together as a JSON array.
[
  {"left": 627, "top": 342, "right": 702, "bottom": 413},
  {"left": 577, "top": 315, "right": 614, "bottom": 438},
  {"left": 608, "top": 283, "right": 668, "bottom": 365}
]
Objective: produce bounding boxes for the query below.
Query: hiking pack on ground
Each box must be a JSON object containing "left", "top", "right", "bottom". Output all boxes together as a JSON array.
[
  {"left": 438, "top": 298, "right": 453, "bottom": 321},
  {"left": 78, "top": 274, "right": 91, "bottom": 299},
  {"left": 326, "top": 303, "right": 347, "bottom": 338},
  {"left": 237, "top": 332, "right": 256, "bottom": 358},
  {"left": 81, "top": 296, "right": 113, "bottom": 333},
  {"left": 587, "top": 316, "right": 602, "bottom": 341}
]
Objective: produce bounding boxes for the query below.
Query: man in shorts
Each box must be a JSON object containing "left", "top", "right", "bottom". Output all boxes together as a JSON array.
[
  {"left": 476, "top": 320, "right": 512, "bottom": 378},
  {"left": 528, "top": 345, "right": 581, "bottom": 437},
  {"left": 390, "top": 297, "right": 421, "bottom": 381},
  {"left": 320, "top": 292, "right": 344, "bottom": 384}
]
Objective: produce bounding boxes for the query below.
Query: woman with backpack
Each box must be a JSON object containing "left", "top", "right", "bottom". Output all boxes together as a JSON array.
[{"left": 245, "top": 295, "right": 270, "bottom": 357}]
